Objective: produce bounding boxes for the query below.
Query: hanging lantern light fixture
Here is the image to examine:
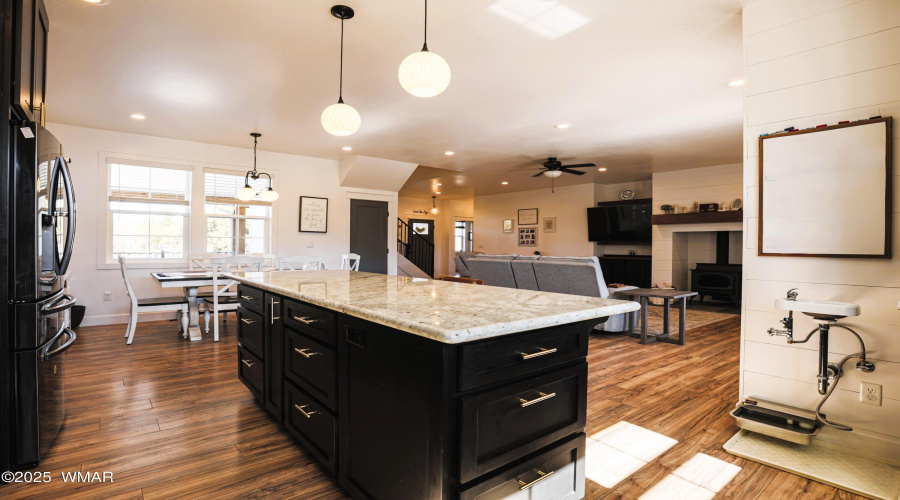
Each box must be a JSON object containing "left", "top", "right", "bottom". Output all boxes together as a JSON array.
[
  {"left": 430, "top": 195, "right": 439, "bottom": 215},
  {"left": 237, "top": 133, "right": 279, "bottom": 202},
  {"left": 321, "top": 5, "right": 361, "bottom": 136},
  {"left": 398, "top": 0, "right": 451, "bottom": 98}
]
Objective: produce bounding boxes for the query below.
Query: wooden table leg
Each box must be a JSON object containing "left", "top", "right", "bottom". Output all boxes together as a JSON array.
[
  {"left": 184, "top": 286, "right": 203, "bottom": 342},
  {"left": 679, "top": 297, "right": 687, "bottom": 345},
  {"left": 627, "top": 294, "right": 637, "bottom": 335},
  {"left": 663, "top": 298, "right": 671, "bottom": 337},
  {"left": 640, "top": 296, "right": 650, "bottom": 344}
]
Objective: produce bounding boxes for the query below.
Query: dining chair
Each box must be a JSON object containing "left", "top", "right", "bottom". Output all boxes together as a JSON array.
[
  {"left": 119, "top": 256, "right": 189, "bottom": 345},
  {"left": 341, "top": 253, "right": 361, "bottom": 271},
  {"left": 277, "top": 255, "right": 326, "bottom": 271},
  {"left": 188, "top": 252, "right": 226, "bottom": 271},
  {"left": 205, "top": 255, "right": 266, "bottom": 341}
]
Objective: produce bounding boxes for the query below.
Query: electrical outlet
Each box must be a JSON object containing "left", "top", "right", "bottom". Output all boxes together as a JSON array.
[
  {"left": 103, "top": 291, "right": 112, "bottom": 301},
  {"left": 306, "top": 242, "right": 314, "bottom": 248},
  {"left": 860, "top": 382, "right": 882, "bottom": 406}
]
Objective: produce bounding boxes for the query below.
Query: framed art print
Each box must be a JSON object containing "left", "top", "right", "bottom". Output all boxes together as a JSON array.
[
  {"left": 543, "top": 217, "right": 557, "bottom": 233},
  {"left": 518, "top": 208, "right": 538, "bottom": 225},
  {"left": 300, "top": 196, "right": 328, "bottom": 233},
  {"left": 503, "top": 219, "right": 514, "bottom": 233}
]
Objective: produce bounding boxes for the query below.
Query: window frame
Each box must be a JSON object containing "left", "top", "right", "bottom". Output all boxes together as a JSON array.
[{"left": 203, "top": 168, "right": 274, "bottom": 256}]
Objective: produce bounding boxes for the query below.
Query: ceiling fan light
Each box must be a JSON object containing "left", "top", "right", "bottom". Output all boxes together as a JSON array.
[
  {"left": 398, "top": 50, "right": 451, "bottom": 98},
  {"left": 321, "top": 102, "right": 361, "bottom": 136},
  {"left": 236, "top": 185, "right": 257, "bottom": 201},
  {"left": 543, "top": 170, "right": 563, "bottom": 178},
  {"left": 260, "top": 188, "right": 279, "bottom": 202}
]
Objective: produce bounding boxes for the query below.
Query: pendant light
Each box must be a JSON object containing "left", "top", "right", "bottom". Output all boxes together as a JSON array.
[
  {"left": 321, "top": 5, "right": 361, "bottom": 136},
  {"left": 430, "top": 195, "right": 439, "bottom": 215},
  {"left": 398, "top": 0, "right": 451, "bottom": 98},
  {"left": 237, "top": 133, "right": 279, "bottom": 202}
]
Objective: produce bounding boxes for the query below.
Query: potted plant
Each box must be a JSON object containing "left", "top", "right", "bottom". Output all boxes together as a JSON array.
[{"left": 660, "top": 204, "right": 675, "bottom": 215}]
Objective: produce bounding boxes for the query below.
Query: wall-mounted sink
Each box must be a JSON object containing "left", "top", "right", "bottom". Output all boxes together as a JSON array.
[{"left": 774, "top": 298, "right": 861, "bottom": 320}]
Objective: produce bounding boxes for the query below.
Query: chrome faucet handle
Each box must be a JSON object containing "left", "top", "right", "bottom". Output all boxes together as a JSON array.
[
  {"left": 767, "top": 327, "right": 792, "bottom": 339},
  {"left": 786, "top": 288, "right": 799, "bottom": 301}
]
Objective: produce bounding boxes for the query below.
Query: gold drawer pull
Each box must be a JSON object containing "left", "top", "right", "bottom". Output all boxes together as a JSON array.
[
  {"left": 241, "top": 359, "right": 255, "bottom": 368},
  {"left": 293, "top": 316, "right": 318, "bottom": 325},
  {"left": 240, "top": 295, "right": 256, "bottom": 301},
  {"left": 294, "top": 347, "right": 321, "bottom": 358},
  {"left": 241, "top": 318, "right": 255, "bottom": 325},
  {"left": 294, "top": 404, "right": 317, "bottom": 418},
  {"left": 521, "top": 347, "right": 557, "bottom": 360},
  {"left": 519, "top": 392, "right": 556, "bottom": 407},
  {"left": 517, "top": 469, "right": 554, "bottom": 490}
]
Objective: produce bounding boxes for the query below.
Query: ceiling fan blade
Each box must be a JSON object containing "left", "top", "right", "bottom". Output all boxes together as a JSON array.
[
  {"left": 560, "top": 163, "right": 596, "bottom": 169},
  {"left": 559, "top": 168, "right": 587, "bottom": 175},
  {"left": 532, "top": 171, "right": 547, "bottom": 178}
]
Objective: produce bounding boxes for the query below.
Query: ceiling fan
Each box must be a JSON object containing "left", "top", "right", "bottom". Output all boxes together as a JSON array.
[{"left": 532, "top": 157, "right": 597, "bottom": 178}]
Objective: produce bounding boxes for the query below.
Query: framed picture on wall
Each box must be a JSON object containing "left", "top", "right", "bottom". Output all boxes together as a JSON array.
[
  {"left": 518, "top": 208, "right": 538, "bottom": 225},
  {"left": 503, "top": 219, "right": 514, "bottom": 233},
  {"left": 299, "top": 196, "right": 328, "bottom": 233},
  {"left": 518, "top": 227, "right": 537, "bottom": 247},
  {"left": 543, "top": 217, "right": 557, "bottom": 233}
]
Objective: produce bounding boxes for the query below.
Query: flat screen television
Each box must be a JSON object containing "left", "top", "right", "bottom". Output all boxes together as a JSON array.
[{"left": 587, "top": 202, "right": 652, "bottom": 244}]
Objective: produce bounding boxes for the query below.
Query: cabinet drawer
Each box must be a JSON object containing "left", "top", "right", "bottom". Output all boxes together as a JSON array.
[
  {"left": 285, "top": 328, "right": 337, "bottom": 411},
  {"left": 237, "top": 284, "right": 265, "bottom": 314},
  {"left": 238, "top": 346, "right": 264, "bottom": 401},
  {"left": 460, "top": 434, "right": 585, "bottom": 500},
  {"left": 458, "top": 322, "right": 589, "bottom": 392},
  {"left": 285, "top": 381, "right": 337, "bottom": 473},
  {"left": 237, "top": 307, "right": 264, "bottom": 359},
  {"left": 459, "top": 363, "right": 587, "bottom": 483},
  {"left": 283, "top": 298, "right": 336, "bottom": 346}
]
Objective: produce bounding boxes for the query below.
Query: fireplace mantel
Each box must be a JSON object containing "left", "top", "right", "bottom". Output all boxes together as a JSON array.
[{"left": 652, "top": 210, "right": 742, "bottom": 225}]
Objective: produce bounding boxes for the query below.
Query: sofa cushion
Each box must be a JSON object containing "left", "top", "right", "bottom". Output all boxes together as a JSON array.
[
  {"left": 510, "top": 256, "right": 539, "bottom": 291},
  {"left": 467, "top": 257, "right": 518, "bottom": 288}
]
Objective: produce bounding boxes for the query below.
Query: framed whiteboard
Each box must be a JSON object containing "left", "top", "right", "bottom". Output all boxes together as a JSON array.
[
  {"left": 299, "top": 196, "right": 328, "bottom": 233},
  {"left": 759, "top": 117, "right": 892, "bottom": 258}
]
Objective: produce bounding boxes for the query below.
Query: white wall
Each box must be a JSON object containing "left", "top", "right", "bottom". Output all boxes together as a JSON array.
[
  {"left": 742, "top": 0, "right": 900, "bottom": 461},
  {"left": 473, "top": 184, "right": 595, "bottom": 257},
  {"left": 54, "top": 123, "right": 399, "bottom": 327},
  {"left": 651, "top": 163, "right": 744, "bottom": 287},
  {"left": 594, "top": 180, "right": 653, "bottom": 258}
]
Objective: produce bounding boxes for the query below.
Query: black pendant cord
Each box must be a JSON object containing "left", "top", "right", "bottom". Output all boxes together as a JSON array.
[
  {"left": 422, "top": 0, "right": 429, "bottom": 52},
  {"left": 253, "top": 135, "right": 258, "bottom": 174},
  {"left": 338, "top": 16, "right": 345, "bottom": 103}
]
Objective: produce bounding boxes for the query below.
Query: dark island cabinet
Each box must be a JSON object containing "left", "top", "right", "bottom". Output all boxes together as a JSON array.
[{"left": 237, "top": 283, "right": 590, "bottom": 500}]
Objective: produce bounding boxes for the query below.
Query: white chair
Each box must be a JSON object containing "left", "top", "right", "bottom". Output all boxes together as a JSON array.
[
  {"left": 188, "top": 252, "right": 226, "bottom": 271},
  {"left": 341, "top": 253, "right": 361, "bottom": 271},
  {"left": 277, "top": 255, "right": 326, "bottom": 271},
  {"left": 204, "top": 256, "right": 265, "bottom": 342},
  {"left": 119, "top": 256, "right": 189, "bottom": 345}
]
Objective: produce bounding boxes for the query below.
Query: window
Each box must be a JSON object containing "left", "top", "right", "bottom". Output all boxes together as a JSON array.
[
  {"left": 108, "top": 162, "right": 191, "bottom": 259},
  {"left": 455, "top": 220, "right": 473, "bottom": 252},
  {"left": 205, "top": 171, "right": 272, "bottom": 255}
]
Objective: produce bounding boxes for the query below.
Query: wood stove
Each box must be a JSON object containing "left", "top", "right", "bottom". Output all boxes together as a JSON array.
[{"left": 690, "top": 231, "right": 742, "bottom": 305}]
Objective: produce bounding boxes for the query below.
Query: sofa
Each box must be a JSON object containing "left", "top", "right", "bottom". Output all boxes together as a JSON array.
[
  {"left": 466, "top": 254, "right": 629, "bottom": 332},
  {"left": 453, "top": 252, "right": 481, "bottom": 278}
]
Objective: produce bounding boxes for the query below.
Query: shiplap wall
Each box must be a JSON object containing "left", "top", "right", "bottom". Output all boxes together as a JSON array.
[
  {"left": 651, "top": 164, "right": 743, "bottom": 288},
  {"left": 742, "top": 0, "right": 900, "bottom": 460}
]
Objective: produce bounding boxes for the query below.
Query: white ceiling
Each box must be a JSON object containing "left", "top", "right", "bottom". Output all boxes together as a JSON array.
[{"left": 46, "top": 0, "right": 746, "bottom": 197}]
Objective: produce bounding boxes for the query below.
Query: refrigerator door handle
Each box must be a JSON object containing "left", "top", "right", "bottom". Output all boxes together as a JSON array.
[
  {"left": 42, "top": 328, "right": 76, "bottom": 361},
  {"left": 42, "top": 294, "right": 76, "bottom": 315}
]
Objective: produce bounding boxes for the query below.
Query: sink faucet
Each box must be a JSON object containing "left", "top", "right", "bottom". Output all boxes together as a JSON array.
[
  {"left": 768, "top": 289, "right": 797, "bottom": 340},
  {"left": 786, "top": 288, "right": 799, "bottom": 301}
]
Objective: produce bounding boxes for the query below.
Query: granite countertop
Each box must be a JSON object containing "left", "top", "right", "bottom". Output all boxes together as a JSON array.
[{"left": 225, "top": 270, "right": 640, "bottom": 344}]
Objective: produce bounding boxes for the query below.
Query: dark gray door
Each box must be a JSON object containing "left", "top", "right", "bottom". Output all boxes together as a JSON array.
[
  {"left": 350, "top": 199, "right": 388, "bottom": 274},
  {"left": 407, "top": 218, "right": 435, "bottom": 245}
]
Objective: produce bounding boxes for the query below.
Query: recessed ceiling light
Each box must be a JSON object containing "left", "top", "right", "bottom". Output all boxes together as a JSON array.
[
  {"left": 130, "top": 113, "right": 146, "bottom": 120},
  {"left": 554, "top": 123, "right": 572, "bottom": 129},
  {"left": 444, "top": 151, "right": 455, "bottom": 156},
  {"left": 726, "top": 79, "right": 744, "bottom": 87},
  {"left": 501, "top": 181, "right": 509, "bottom": 185},
  {"left": 83, "top": 0, "right": 109, "bottom": 4},
  {"left": 435, "top": 191, "right": 441, "bottom": 194},
  {"left": 342, "top": 146, "right": 353, "bottom": 151},
  {"left": 598, "top": 167, "right": 607, "bottom": 172},
  {"left": 435, "top": 183, "right": 442, "bottom": 186}
]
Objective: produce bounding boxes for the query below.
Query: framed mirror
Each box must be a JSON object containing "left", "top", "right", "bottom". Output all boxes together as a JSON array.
[{"left": 759, "top": 117, "right": 892, "bottom": 258}]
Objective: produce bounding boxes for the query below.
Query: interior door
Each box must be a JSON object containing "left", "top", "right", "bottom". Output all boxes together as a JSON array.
[
  {"left": 349, "top": 199, "right": 388, "bottom": 274},
  {"left": 50, "top": 157, "right": 75, "bottom": 275}
]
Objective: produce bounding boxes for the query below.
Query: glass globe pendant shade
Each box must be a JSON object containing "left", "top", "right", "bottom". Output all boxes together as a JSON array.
[
  {"left": 260, "top": 188, "right": 279, "bottom": 202},
  {"left": 321, "top": 102, "right": 361, "bottom": 136},
  {"left": 543, "top": 170, "right": 563, "bottom": 178},
  {"left": 236, "top": 185, "right": 257, "bottom": 201},
  {"left": 398, "top": 50, "right": 451, "bottom": 98},
  {"left": 430, "top": 206, "right": 439, "bottom": 215}
]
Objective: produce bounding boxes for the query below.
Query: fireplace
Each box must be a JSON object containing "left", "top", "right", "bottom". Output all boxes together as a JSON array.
[{"left": 690, "top": 231, "right": 742, "bottom": 305}]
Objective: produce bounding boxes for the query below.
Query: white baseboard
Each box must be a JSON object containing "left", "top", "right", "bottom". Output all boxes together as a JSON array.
[{"left": 81, "top": 311, "right": 180, "bottom": 327}]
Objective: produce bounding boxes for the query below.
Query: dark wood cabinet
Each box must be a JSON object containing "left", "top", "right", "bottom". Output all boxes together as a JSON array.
[
  {"left": 12, "top": 0, "right": 48, "bottom": 123},
  {"left": 237, "top": 284, "right": 590, "bottom": 500},
  {"left": 598, "top": 255, "right": 651, "bottom": 288}
]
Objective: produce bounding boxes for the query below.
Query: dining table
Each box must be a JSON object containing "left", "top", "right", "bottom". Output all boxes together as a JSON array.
[{"left": 150, "top": 271, "right": 215, "bottom": 342}]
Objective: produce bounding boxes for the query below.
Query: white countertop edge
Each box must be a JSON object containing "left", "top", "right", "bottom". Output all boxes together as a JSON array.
[{"left": 225, "top": 273, "right": 641, "bottom": 344}]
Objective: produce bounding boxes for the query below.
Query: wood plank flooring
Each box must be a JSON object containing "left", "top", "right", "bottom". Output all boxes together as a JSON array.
[{"left": 1, "top": 315, "right": 867, "bottom": 499}]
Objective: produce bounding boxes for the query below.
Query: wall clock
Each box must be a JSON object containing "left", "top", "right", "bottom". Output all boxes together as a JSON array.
[{"left": 620, "top": 189, "right": 635, "bottom": 200}]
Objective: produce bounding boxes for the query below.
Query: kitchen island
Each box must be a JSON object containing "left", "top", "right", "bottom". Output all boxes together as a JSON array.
[{"left": 226, "top": 270, "right": 640, "bottom": 500}]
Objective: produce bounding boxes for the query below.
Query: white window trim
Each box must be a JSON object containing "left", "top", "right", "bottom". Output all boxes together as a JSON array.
[
  {"left": 202, "top": 167, "right": 276, "bottom": 257},
  {"left": 96, "top": 152, "right": 279, "bottom": 270}
]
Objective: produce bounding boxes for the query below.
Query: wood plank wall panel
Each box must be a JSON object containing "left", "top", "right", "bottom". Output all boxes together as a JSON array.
[{"left": 741, "top": 0, "right": 900, "bottom": 461}]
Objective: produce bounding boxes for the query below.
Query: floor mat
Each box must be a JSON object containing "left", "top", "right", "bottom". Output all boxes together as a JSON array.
[{"left": 724, "top": 430, "right": 900, "bottom": 500}]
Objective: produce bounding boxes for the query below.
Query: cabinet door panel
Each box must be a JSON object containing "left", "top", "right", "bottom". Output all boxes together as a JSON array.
[
  {"left": 285, "top": 328, "right": 336, "bottom": 410},
  {"left": 264, "top": 294, "right": 283, "bottom": 421},
  {"left": 237, "top": 306, "right": 264, "bottom": 359},
  {"left": 14, "top": 0, "right": 35, "bottom": 119}
]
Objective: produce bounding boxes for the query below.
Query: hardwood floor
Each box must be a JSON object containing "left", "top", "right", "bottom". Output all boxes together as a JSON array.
[{"left": 1, "top": 315, "right": 866, "bottom": 499}]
